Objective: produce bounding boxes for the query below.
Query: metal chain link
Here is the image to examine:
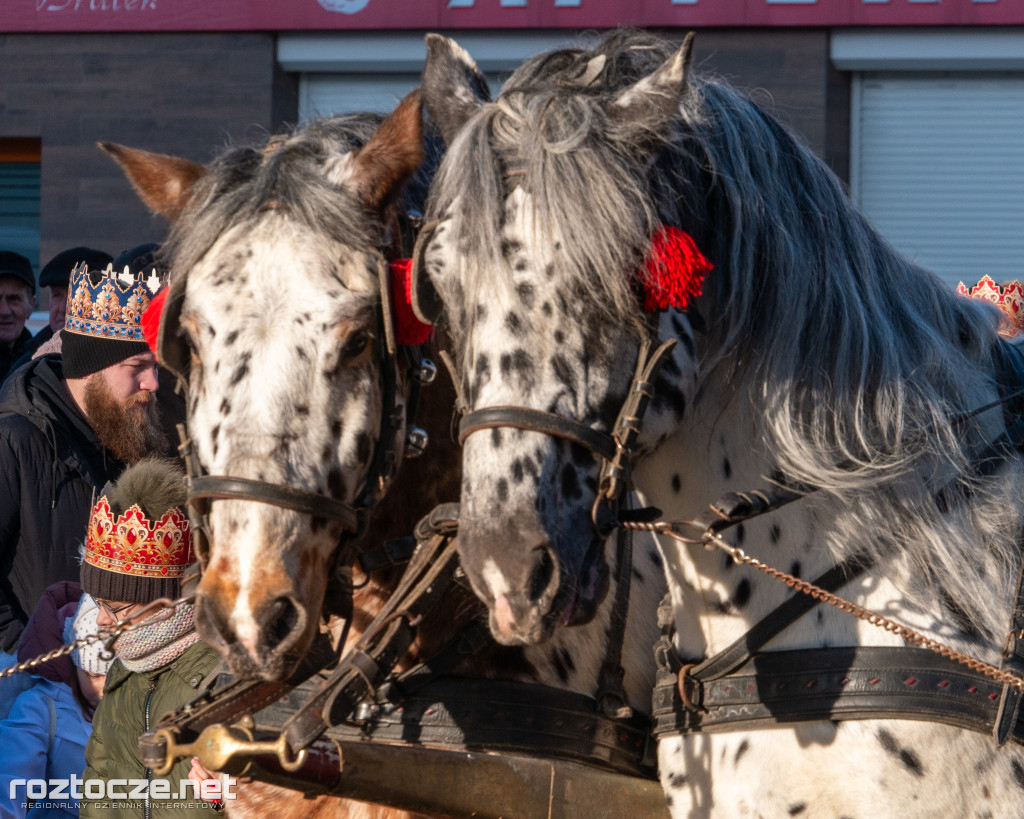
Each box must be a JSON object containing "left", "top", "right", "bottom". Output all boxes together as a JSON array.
[
  {"left": 0, "top": 594, "right": 195, "bottom": 680},
  {"left": 622, "top": 520, "right": 1024, "bottom": 691}
]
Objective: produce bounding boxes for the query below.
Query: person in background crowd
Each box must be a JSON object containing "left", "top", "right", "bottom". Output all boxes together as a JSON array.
[
  {"left": 0, "top": 259, "right": 168, "bottom": 655},
  {"left": 80, "top": 457, "right": 220, "bottom": 818},
  {"left": 0, "top": 251, "right": 36, "bottom": 382},
  {"left": 7, "top": 246, "right": 113, "bottom": 376},
  {"left": 0, "top": 582, "right": 112, "bottom": 819}
]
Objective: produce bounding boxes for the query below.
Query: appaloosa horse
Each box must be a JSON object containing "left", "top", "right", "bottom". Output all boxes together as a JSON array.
[
  {"left": 103, "top": 90, "right": 665, "bottom": 818},
  {"left": 415, "top": 30, "right": 1024, "bottom": 817}
]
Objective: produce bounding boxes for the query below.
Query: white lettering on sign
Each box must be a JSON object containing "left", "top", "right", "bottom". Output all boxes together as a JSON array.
[
  {"left": 318, "top": 0, "right": 371, "bottom": 11},
  {"left": 37, "top": 0, "right": 156, "bottom": 10}
]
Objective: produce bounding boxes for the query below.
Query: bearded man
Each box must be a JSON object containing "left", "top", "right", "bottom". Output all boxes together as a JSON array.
[{"left": 0, "top": 252, "right": 169, "bottom": 652}]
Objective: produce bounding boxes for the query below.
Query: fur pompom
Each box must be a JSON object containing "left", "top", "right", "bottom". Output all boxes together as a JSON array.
[{"left": 107, "top": 457, "right": 187, "bottom": 519}]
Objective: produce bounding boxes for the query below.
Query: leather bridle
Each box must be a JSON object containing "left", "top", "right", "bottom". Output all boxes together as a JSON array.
[{"left": 160, "top": 245, "right": 424, "bottom": 578}]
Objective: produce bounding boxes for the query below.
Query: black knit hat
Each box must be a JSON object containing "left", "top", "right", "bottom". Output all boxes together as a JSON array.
[
  {"left": 61, "top": 245, "right": 162, "bottom": 379},
  {"left": 81, "top": 458, "right": 193, "bottom": 604},
  {"left": 39, "top": 247, "right": 112, "bottom": 289},
  {"left": 0, "top": 250, "right": 35, "bottom": 296}
]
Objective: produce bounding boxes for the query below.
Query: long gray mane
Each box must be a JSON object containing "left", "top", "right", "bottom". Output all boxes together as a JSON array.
[
  {"left": 164, "top": 114, "right": 436, "bottom": 277},
  {"left": 431, "top": 30, "right": 1023, "bottom": 642}
]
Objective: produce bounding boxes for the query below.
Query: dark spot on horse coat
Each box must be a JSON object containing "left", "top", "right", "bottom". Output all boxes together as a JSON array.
[
  {"left": 497, "top": 478, "right": 509, "bottom": 503},
  {"left": 551, "top": 354, "right": 575, "bottom": 393},
  {"left": 516, "top": 282, "right": 535, "bottom": 308},
  {"left": 476, "top": 304, "right": 487, "bottom": 320},
  {"left": 542, "top": 301, "right": 553, "bottom": 317},
  {"left": 501, "top": 238, "right": 522, "bottom": 259},
  {"left": 491, "top": 428, "right": 502, "bottom": 447},
  {"left": 790, "top": 561, "right": 801, "bottom": 578},
  {"left": 225, "top": 330, "right": 238, "bottom": 346},
  {"left": 295, "top": 346, "right": 307, "bottom": 360},
  {"left": 734, "top": 579, "right": 751, "bottom": 608},
  {"left": 511, "top": 459, "right": 524, "bottom": 484},
  {"left": 1012, "top": 759, "right": 1024, "bottom": 790},
  {"left": 788, "top": 805, "right": 806, "bottom": 816},
  {"left": 669, "top": 773, "right": 686, "bottom": 789},
  {"left": 554, "top": 329, "right": 565, "bottom": 345},
  {"left": 331, "top": 419, "right": 343, "bottom": 439},
  {"left": 769, "top": 523, "right": 781, "bottom": 544},
  {"left": 877, "top": 729, "right": 924, "bottom": 777},
  {"left": 671, "top": 474, "right": 681, "bottom": 493},
  {"left": 230, "top": 355, "right": 250, "bottom": 387},
  {"left": 327, "top": 468, "right": 346, "bottom": 499},
  {"left": 219, "top": 398, "right": 232, "bottom": 416},
  {"left": 735, "top": 523, "right": 745, "bottom": 545},
  {"left": 734, "top": 739, "right": 749, "bottom": 765},
  {"left": 356, "top": 431, "right": 372, "bottom": 465},
  {"left": 722, "top": 457, "right": 732, "bottom": 479},
  {"left": 295, "top": 404, "right": 309, "bottom": 416},
  {"left": 505, "top": 312, "right": 524, "bottom": 336}
]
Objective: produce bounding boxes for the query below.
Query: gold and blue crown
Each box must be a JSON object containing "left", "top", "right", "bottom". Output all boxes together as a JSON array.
[{"left": 64, "top": 261, "right": 162, "bottom": 342}]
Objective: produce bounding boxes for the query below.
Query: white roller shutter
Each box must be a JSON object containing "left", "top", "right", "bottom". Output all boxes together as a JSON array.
[{"left": 852, "top": 74, "right": 1024, "bottom": 288}]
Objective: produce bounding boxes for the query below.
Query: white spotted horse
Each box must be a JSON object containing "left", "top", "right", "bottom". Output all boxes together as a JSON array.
[
  {"left": 102, "top": 91, "right": 667, "bottom": 818},
  {"left": 416, "top": 30, "right": 1024, "bottom": 817}
]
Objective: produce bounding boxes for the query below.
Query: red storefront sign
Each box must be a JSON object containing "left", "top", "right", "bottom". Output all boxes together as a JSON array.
[{"left": 5, "top": 0, "right": 1021, "bottom": 33}]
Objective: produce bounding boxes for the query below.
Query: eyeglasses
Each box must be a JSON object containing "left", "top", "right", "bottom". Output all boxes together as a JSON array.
[{"left": 97, "top": 600, "right": 137, "bottom": 620}]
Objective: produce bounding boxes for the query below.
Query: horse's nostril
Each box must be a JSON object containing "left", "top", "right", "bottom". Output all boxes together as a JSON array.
[
  {"left": 528, "top": 546, "right": 556, "bottom": 603},
  {"left": 260, "top": 596, "right": 301, "bottom": 651},
  {"left": 196, "top": 597, "right": 233, "bottom": 649}
]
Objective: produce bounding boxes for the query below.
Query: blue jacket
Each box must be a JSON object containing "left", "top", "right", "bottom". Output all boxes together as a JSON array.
[{"left": 0, "top": 676, "right": 91, "bottom": 819}]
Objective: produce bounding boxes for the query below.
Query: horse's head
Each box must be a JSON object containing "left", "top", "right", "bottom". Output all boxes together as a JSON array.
[
  {"left": 102, "top": 92, "right": 429, "bottom": 678},
  {"left": 419, "top": 34, "right": 698, "bottom": 645}
]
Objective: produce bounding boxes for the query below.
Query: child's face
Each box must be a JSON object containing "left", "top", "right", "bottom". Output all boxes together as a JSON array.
[{"left": 76, "top": 666, "right": 106, "bottom": 708}]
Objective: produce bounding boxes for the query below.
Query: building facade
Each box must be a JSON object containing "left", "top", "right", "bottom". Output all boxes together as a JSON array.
[{"left": 2, "top": 1, "right": 1022, "bottom": 289}]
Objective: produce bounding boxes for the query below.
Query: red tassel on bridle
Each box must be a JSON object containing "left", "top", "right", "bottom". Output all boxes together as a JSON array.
[
  {"left": 640, "top": 226, "right": 713, "bottom": 313},
  {"left": 389, "top": 258, "right": 434, "bottom": 346}
]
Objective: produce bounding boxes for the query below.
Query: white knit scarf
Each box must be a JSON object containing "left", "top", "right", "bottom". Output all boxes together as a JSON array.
[{"left": 115, "top": 602, "right": 200, "bottom": 673}]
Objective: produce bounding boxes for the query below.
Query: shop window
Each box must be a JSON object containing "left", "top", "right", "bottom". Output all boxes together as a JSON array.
[{"left": 0, "top": 138, "right": 42, "bottom": 275}]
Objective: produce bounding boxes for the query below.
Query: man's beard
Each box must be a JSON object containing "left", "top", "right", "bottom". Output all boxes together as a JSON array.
[{"left": 83, "top": 377, "right": 170, "bottom": 464}]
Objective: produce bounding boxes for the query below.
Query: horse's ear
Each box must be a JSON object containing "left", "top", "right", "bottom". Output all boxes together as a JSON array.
[
  {"left": 97, "top": 141, "right": 207, "bottom": 222},
  {"left": 422, "top": 33, "right": 491, "bottom": 146},
  {"left": 607, "top": 32, "right": 694, "bottom": 145},
  {"left": 345, "top": 88, "right": 426, "bottom": 213}
]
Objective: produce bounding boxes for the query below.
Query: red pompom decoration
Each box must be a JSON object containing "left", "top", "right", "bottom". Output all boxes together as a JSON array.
[
  {"left": 389, "top": 259, "right": 434, "bottom": 346},
  {"left": 141, "top": 287, "right": 168, "bottom": 358},
  {"left": 641, "top": 226, "right": 713, "bottom": 313}
]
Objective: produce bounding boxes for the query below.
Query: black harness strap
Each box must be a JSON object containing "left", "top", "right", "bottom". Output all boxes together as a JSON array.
[{"left": 654, "top": 339, "right": 1024, "bottom": 743}]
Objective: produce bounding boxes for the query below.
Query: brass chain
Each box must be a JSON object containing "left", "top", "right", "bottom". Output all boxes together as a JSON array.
[
  {"left": 0, "top": 594, "right": 195, "bottom": 680},
  {"left": 622, "top": 520, "right": 1024, "bottom": 691}
]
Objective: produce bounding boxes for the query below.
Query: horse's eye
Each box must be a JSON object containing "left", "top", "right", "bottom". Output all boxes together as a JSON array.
[{"left": 342, "top": 331, "right": 370, "bottom": 360}]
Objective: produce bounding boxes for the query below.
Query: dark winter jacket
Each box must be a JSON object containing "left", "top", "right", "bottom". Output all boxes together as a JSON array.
[
  {"left": 0, "top": 327, "right": 33, "bottom": 383},
  {"left": 81, "top": 639, "right": 221, "bottom": 818},
  {"left": 5, "top": 325, "right": 54, "bottom": 382},
  {"left": 0, "top": 356, "right": 125, "bottom": 651}
]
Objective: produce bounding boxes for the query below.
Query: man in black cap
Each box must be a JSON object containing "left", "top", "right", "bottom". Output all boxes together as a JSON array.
[
  {"left": 0, "top": 251, "right": 37, "bottom": 381},
  {"left": 5, "top": 246, "right": 114, "bottom": 378},
  {"left": 0, "top": 249, "right": 169, "bottom": 653}
]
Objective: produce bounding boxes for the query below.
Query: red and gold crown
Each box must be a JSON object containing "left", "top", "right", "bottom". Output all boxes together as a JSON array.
[
  {"left": 84, "top": 497, "right": 193, "bottom": 579},
  {"left": 957, "top": 275, "right": 1024, "bottom": 340}
]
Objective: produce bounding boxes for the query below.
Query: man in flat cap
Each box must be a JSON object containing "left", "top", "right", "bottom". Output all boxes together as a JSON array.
[
  {"left": 5, "top": 247, "right": 113, "bottom": 377},
  {"left": 0, "top": 251, "right": 36, "bottom": 382}
]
